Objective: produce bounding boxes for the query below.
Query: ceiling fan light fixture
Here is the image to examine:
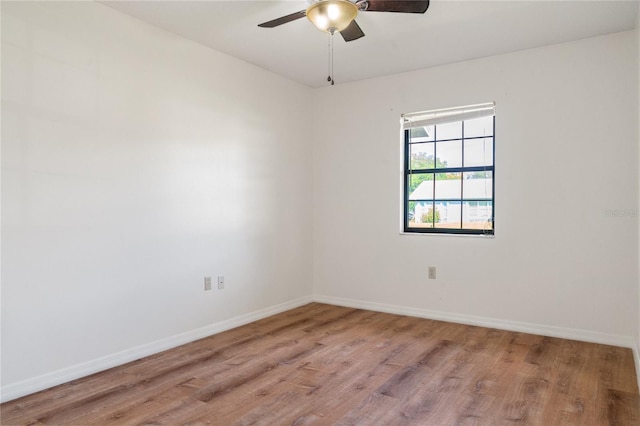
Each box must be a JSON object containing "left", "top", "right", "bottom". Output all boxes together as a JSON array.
[{"left": 306, "top": 0, "right": 358, "bottom": 33}]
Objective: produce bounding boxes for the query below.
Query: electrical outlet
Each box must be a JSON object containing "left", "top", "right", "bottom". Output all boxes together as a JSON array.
[
  {"left": 428, "top": 266, "right": 436, "bottom": 280},
  {"left": 217, "top": 275, "right": 225, "bottom": 290},
  {"left": 204, "top": 276, "right": 212, "bottom": 291}
]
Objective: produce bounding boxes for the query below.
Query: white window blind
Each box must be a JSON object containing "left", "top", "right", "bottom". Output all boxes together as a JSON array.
[{"left": 402, "top": 102, "right": 495, "bottom": 129}]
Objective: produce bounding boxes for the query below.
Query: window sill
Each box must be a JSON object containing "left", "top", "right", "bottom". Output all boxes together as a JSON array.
[{"left": 399, "top": 231, "right": 495, "bottom": 239}]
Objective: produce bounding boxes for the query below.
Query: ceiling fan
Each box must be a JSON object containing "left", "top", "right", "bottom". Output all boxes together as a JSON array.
[{"left": 258, "top": 0, "right": 430, "bottom": 42}]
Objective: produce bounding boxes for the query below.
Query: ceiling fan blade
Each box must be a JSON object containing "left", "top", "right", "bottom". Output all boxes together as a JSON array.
[
  {"left": 363, "top": 0, "right": 429, "bottom": 14},
  {"left": 340, "top": 20, "right": 365, "bottom": 42},
  {"left": 258, "top": 10, "right": 306, "bottom": 28}
]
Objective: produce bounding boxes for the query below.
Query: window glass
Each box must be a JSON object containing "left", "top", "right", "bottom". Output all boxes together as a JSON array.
[
  {"left": 464, "top": 115, "right": 493, "bottom": 138},
  {"left": 436, "top": 121, "right": 462, "bottom": 140},
  {"left": 435, "top": 140, "right": 462, "bottom": 168},
  {"left": 464, "top": 138, "right": 493, "bottom": 167},
  {"left": 434, "top": 176, "right": 461, "bottom": 200},
  {"left": 462, "top": 172, "right": 493, "bottom": 199},
  {"left": 410, "top": 143, "right": 435, "bottom": 170},
  {"left": 403, "top": 105, "right": 495, "bottom": 235}
]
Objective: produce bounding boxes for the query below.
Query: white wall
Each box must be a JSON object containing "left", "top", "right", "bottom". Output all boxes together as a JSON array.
[
  {"left": 1, "top": 1, "right": 312, "bottom": 395},
  {"left": 312, "top": 31, "right": 639, "bottom": 343}
]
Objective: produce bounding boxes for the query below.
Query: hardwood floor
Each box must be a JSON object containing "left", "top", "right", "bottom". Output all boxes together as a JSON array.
[{"left": 2, "top": 303, "right": 639, "bottom": 425}]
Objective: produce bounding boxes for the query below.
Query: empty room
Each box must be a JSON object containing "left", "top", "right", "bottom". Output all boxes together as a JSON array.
[{"left": 1, "top": 0, "right": 639, "bottom": 424}]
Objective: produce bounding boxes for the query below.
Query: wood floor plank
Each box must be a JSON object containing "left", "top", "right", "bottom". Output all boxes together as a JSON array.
[
  {"left": 335, "top": 392, "right": 404, "bottom": 425},
  {"left": 267, "top": 335, "right": 406, "bottom": 423},
  {"left": 394, "top": 328, "right": 507, "bottom": 424},
  {"left": 608, "top": 389, "right": 640, "bottom": 425},
  {"left": 599, "top": 344, "right": 640, "bottom": 394},
  {"left": 2, "top": 303, "right": 638, "bottom": 425},
  {"left": 540, "top": 340, "right": 598, "bottom": 425}
]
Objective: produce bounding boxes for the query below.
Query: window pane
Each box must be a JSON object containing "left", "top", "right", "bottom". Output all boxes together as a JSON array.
[
  {"left": 409, "top": 143, "right": 435, "bottom": 170},
  {"left": 408, "top": 173, "right": 434, "bottom": 198},
  {"left": 462, "top": 201, "right": 493, "bottom": 230},
  {"left": 435, "top": 140, "right": 462, "bottom": 168},
  {"left": 434, "top": 201, "right": 461, "bottom": 229},
  {"left": 408, "top": 201, "right": 417, "bottom": 224},
  {"left": 409, "top": 125, "right": 434, "bottom": 142},
  {"left": 464, "top": 115, "right": 493, "bottom": 138},
  {"left": 462, "top": 172, "right": 493, "bottom": 199},
  {"left": 435, "top": 176, "right": 461, "bottom": 200},
  {"left": 407, "top": 201, "right": 437, "bottom": 228},
  {"left": 435, "top": 121, "right": 462, "bottom": 140},
  {"left": 464, "top": 138, "right": 493, "bottom": 167}
]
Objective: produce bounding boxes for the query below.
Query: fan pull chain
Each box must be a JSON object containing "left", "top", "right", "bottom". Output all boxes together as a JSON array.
[
  {"left": 327, "top": 32, "right": 331, "bottom": 83},
  {"left": 327, "top": 31, "right": 335, "bottom": 86}
]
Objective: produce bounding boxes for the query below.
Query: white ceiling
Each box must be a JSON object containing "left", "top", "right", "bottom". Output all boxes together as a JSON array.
[{"left": 102, "top": 0, "right": 639, "bottom": 88}]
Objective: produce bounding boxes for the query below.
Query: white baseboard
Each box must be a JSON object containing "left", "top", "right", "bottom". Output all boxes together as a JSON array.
[
  {"left": 313, "top": 294, "right": 635, "bottom": 349},
  {"left": 0, "top": 295, "right": 313, "bottom": 403}
]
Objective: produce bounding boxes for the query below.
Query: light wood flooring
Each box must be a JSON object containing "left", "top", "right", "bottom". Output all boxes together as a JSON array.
[{"left": 2, "top": 303, "right": 639, "bottom": 425}]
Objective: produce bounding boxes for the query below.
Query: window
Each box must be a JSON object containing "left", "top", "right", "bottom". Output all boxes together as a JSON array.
[{"left": 402, "top": 103, "right": 495, "bottom": 235}]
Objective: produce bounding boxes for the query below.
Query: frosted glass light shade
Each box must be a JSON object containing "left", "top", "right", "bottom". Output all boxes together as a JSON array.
[{"left": 306, "top": 0, "right": 358, "bottom": 33}]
